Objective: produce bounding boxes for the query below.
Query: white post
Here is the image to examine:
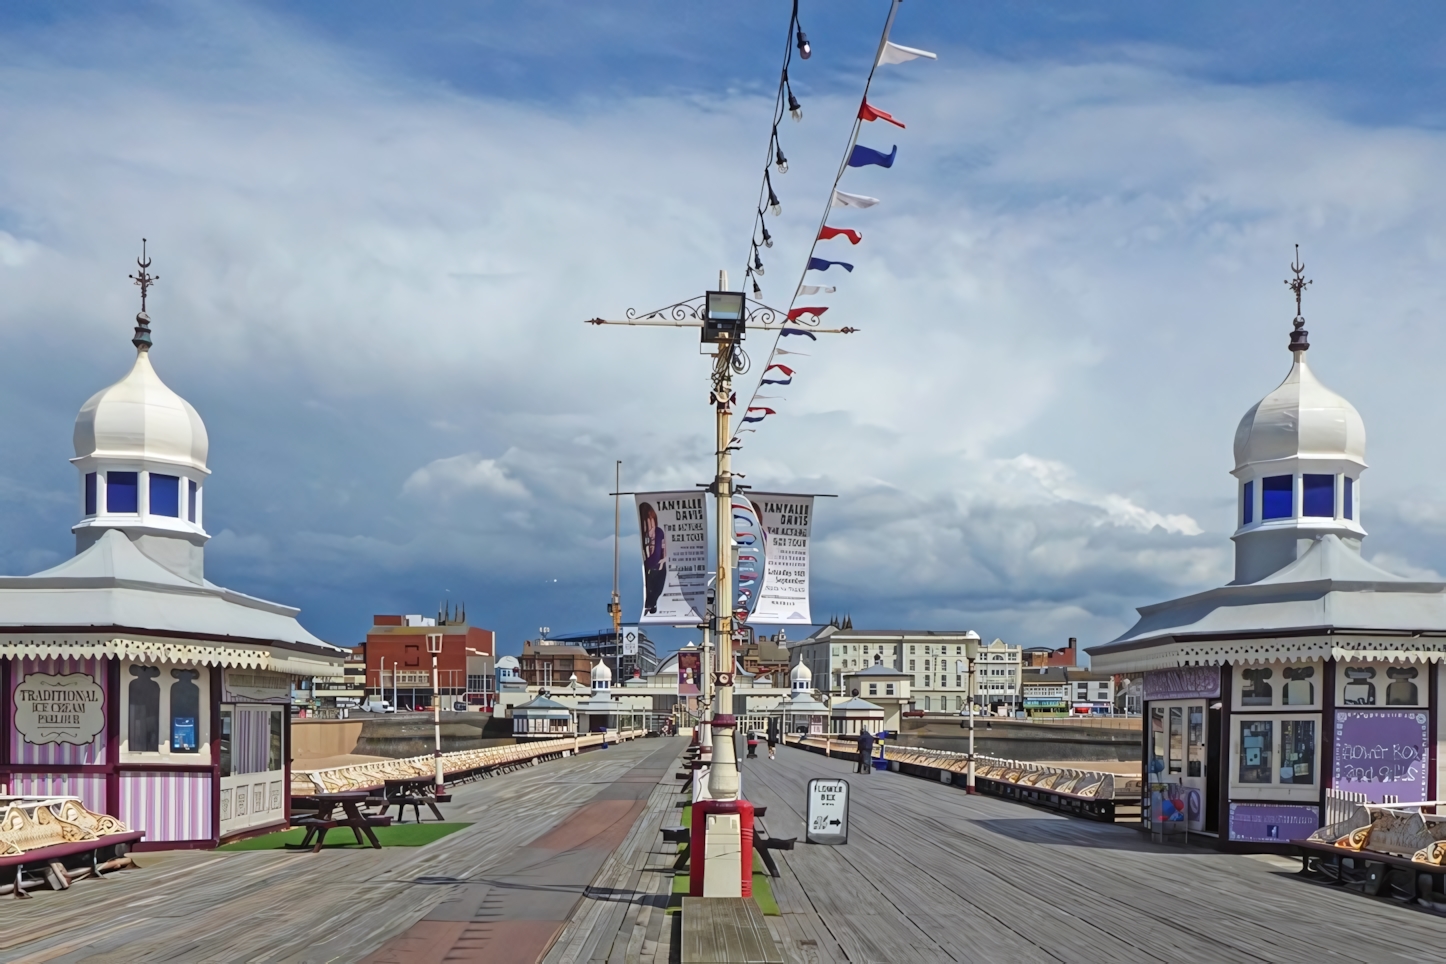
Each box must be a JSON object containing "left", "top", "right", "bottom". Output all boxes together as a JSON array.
[
  {"left": 433, "top": 653, "right": 443, "bottom": 789},
  {"left": 967, "top": 656, "right": 977, "bottom": 793}
]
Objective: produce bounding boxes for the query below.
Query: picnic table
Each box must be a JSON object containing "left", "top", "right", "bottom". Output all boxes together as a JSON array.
[
  {"left": 664, "top": 804, "right": 795, "bottom": 877},
  {"left": 290, "top": 791, "right": 391, "bottom": 852},
  {"left": 383, "top": 778, "right": 452, "bottom": 824}
]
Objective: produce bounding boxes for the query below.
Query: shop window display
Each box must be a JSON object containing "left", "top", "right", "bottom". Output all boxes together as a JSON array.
[
  {"left": 1280, "top": 720, "right": 1315, "bottom": 784},
  {"left": 1239, "top": 720, "right": 1273, "bottom": 783}
]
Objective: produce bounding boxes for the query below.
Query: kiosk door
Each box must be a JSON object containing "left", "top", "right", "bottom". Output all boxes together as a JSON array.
[{"left": 1151, "top": 700, "right": 1208, "bottom": 832}]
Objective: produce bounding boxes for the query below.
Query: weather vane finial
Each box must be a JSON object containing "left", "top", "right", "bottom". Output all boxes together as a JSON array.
[
  {"left": 1284, "top": 243, "right": 1311, "bottom": 353},
  {"left": 127, "top": 239, "right": 158, "bottom": 352}
]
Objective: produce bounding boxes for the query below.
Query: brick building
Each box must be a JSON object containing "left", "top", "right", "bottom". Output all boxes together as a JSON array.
[
  {"left": 360, "top": 609, "right": 495, "bottom": 710},
  {"left": 519, "top": 639, "right": 593, "bottom": 690}
]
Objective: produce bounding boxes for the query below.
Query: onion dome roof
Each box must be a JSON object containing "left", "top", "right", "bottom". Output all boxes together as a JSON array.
[
  {"left": 1233, "top": 351, "right": 1364, "bottom": 471},
  {"left": 73, "top": 347, "right": 209, "bottom": 471}
]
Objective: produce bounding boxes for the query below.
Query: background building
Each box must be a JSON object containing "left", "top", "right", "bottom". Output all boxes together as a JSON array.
[
  {"left": 519, "top": 637, "right": 593, "bottom": 689},
  {"left": 789, "top": 626, "right": 984, "bottom": 712},
  {"left": 974, "top": 637, "right": 1023, "bottom": 713},
  {"left": 361, "top": 609, "right": 495, "bottom": 710},
  {"left": 1022, "top": 638, "right": 1079, "bottom": 667},
  {"left": 543, "top": 628, "right": 658, "bottom": 681}
]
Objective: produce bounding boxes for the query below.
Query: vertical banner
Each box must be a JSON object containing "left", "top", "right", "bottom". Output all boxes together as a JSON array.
[
  {"left": 743, "top": 493, "right": 814, "bottom": 625},
  {"left": 677, "top": 650, "right": 702, "bottom": 695},
  {"left": 619, "top": 626, "right": 640, "bottom": 656},
  {"left": 635, "top": 491, "right": 708, "bottom": 625}
]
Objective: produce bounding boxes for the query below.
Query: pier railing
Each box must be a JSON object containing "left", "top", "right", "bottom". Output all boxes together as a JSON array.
[{"left": 292, "top": 727, "right": 642, "bottom": 795}]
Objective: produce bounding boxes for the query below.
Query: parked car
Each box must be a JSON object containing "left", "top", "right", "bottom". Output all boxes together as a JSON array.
[{"left": 362, "top": 698, "right": 396, "bottom": 713}]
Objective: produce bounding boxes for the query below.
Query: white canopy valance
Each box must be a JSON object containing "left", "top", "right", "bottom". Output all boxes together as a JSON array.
[
  {"left": 1090, "top": 634, "right": 1446, "bottom": 676},
  {"left": 0, "top": 634, "right": 344, "bottom": 677}
]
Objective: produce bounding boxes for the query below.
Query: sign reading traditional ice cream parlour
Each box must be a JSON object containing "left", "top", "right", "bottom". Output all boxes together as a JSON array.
[
  {"left": 222, "top": 669, "right": 292, "bottom": 704},
  {"left": 14, "top": 672, "right": 106, "bottom": 745}
]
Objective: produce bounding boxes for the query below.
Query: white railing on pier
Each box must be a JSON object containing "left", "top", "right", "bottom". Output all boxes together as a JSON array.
[{"left": 1324, "top": 787, "right": 1403, "bottom": 826}]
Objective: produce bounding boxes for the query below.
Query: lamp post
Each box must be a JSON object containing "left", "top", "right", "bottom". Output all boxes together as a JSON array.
[
  {"left": 966, "top": 654, "right": 977, "bottom": 793},
  {"left": 427, "top": 632, "right": 444, "bottom": 791}
]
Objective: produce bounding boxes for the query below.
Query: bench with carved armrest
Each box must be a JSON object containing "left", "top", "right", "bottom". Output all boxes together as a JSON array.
[{"left": 0, "top": 802, "right": 144, "bottom": 898}]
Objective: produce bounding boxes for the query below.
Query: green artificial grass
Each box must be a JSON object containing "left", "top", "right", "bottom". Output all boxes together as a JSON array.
[
  {"left": 665, "top": 853, "right": 778, "bottom": 916},
  {"left": 681, "top": 803, "right": 692, "bottom": 829},
  {"left": 219, "top": 821, "right": 471, "bottom": 851}
]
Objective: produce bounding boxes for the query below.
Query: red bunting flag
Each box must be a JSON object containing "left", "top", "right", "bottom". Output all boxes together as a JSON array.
[
  {"left": 818, "top": 226, "right": 862, "bottom": 245},
  {"left": 858, "top": 100, "right": 905, "bottom": 128},
  {"left": 786, "top": 306, "right": 828, "bottom": 321}
]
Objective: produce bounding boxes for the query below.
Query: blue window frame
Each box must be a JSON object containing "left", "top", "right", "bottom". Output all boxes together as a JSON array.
[
  {"left": 85, "top": 472, "right": 97, "bottom": 515},
  {"left": 1262, "top": 475, "right": 1293, "bottom": 520},
  {"left": 1344, "top": 477, "right": 1354, "bottom": 520},
  {"left": 107, "top": 472, "right": 138, "bottom": 513},
  {"left": 188, "top": 480, "right": 198, "bottom": 523},
  {"left": 150, "top": 474, "right": 180, "bottom": 517},
  {"left": 1303, "top": 474, "right": 1334, "bottom": 518},
  {"left": 1242, "top": 480, "right": 1254, "bottom": 525}
]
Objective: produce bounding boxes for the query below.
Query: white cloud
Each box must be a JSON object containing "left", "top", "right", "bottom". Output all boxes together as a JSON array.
[{"left": 1, "top": 11, "right": 1445, "bottom": 648}]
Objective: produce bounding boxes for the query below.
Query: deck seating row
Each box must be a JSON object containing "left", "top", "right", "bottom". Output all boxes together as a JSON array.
[
  {"left": 293, "top": 730, "right": 637, "bottom": 795},
  {"left": 0, "top": 797, "right": 143, "bottom": 898},
  {"left": 1296, "top": 804, "right": 1446, "bottom": 908}
]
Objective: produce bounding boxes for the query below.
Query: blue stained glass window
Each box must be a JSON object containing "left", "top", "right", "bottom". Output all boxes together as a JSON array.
[
  {"left": 1242, "top": 480, "right": 1254, "bottom": 525},
  {"left": 107, "top": 472, "right": 138, "bottom": 513},
  {"left": 150, "top": 474, "right": 180, "bottom": 517},
  {"left": 1262, "top": 475, "right": 1293, "bottom": 520},
  {"left": 1303, "top": 474, "right": 1334, "bottom": 517},
  {"left": 1344, "top": 477, "right": 1354, "bottom": 520},
  {"left": 84, "top": 472, "right": 97, "bottom": 515},
  {"left": 188, "top": 480, "right": 198, "bottom": 523}
]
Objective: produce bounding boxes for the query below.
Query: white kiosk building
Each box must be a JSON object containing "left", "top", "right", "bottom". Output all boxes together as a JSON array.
[
  {"left": 0, "top": 258, "right": 345, "bottom": 848},
  {"left": 1089, "top": 261, "right": 1446, "bottom": 849}
]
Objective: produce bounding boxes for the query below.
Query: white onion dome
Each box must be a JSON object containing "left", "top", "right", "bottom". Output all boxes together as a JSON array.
[
  {"left": 791, "top": 661, "right": 812, "bottom": 686},
  {"left": 1233, "top": 350, "right": 1365, "bottom": 472},
  {"left": 74, "top": 335, "right": 209, "bottom": 472},
  {"left": 592, "top": 659, "right": 613, "bottom": 683}
]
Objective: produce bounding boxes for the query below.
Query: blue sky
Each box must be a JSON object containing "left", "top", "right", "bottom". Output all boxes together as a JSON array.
[{"left": 1, "top": 2, "right": 1445, "bottom": 657}]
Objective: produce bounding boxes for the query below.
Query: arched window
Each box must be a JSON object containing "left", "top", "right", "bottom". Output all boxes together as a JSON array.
[{"left": 128, "top": 665, "right": 161, "bottom": 752}]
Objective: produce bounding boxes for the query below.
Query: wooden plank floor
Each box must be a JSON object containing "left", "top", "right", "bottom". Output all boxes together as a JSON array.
[
  {"left": 0, "top": 738, "right": 684, "bottom": 964},
  {"left": 739, "top": 744, "right": 1446, "bottom": 964}
]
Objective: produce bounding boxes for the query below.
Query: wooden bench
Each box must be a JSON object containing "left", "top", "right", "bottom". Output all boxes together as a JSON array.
[
  {"left": 1295, "top": 839, "right": 1446, "bottom": 902},
  {"left": 680, "top": 896, "right": 784, "bottom": 963},
  {"left": 0, "top": 802, "right": 144, "bottom": 898}
]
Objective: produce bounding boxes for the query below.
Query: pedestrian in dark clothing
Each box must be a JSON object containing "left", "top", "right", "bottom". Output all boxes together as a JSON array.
[
  {"left": 766, "top": 719, "right": 779, "bottom": 760},
  {"left": 856, "top": 728, "right": 875, "bottom": 774},
  {"left": 746, "top": 729, "right": 759, "bottom": 759}
]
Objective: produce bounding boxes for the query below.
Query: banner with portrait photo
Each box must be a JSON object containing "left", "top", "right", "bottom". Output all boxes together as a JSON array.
[
  {"left": 742, "top": 493, "right": 813, "bottom": 625},
  {"left": 635, "top": 491, "right": 708, "bottom": 625}
]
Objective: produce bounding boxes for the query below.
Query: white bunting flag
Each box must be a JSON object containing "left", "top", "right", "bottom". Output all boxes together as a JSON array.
[
  {"left": 797, "top": 284, "right": 836, "bottom": 296},
  {"left": 877, "top": 41, "right": 938, "bottom": 65},
  {"left": 833, "top": 190, "right": 879, "bottom": 209}
]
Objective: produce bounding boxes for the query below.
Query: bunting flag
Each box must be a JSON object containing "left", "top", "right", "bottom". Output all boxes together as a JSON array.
[
  {"left": 818, "top": 226, "right": 862, "bottom": 244},
  {"left": 833, "top": 190, "right": 879, "bottom": 208},
  {"left": 774, "top": 348, "right": 810, "bottom": 356},
  {"left": 781, "top": 328, "right": 817, "bottom": 340},
  {"left": 858, "top": 100, "right": 905, "bottom": 128},
  {"left": 762, "top": 363, "right": 794, "bottom": 385},
  {"left": 738, "top": 554, "right": 758, "bottom": 564},
  {"left": 738, "top": 571, "right": 759, "bottom": 583},
  {"left": 742, "top": 406, "right": 777, "bottom": 422},
  {"left": 807, "top": 257, "right": 853, "bottom": 272},
  {"left": 877, "top": 41, "right": 937, "bottom": 65},
  {"left": 787, "top": 306, "right": 828, "bottom": 320},
  {"left": 796, "top": 284, "right": 835, "bottom": 296},
  {"left": 847, "top": 144, "right": 897, "bottom": 169}
]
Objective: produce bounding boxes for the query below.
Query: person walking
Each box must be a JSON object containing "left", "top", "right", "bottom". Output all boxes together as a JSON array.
[
  {"left": 856, "top": 727, "right": 875, "bottom": 775},
  {"left": 766, "top": 718, "right": 779, "bottom": 760}
]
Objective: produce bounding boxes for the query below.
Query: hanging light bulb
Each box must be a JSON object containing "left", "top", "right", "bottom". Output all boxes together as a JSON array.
[
  {"left": 788, "top": 90, "right": 802, "bottom": 122},
  {"left": 752, "top": 277, "right": 762, "bottom": 296},
  {"left": 796, "top": 29, "right": 811, "bottom": 60},
  {"left": 768, "top": 187, "right": 781, "bottom": 216},
  {"left": 761, "top": 224, "right": 773, "bottom": 248},
  {"left": 753, "top": 250, "right": 765, "bottom": 275},
  {"left": 774, "top": 145, "right": 789, "bottom": 174}
]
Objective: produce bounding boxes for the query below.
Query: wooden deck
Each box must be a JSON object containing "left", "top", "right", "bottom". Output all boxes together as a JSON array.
[
  {"left": 732, "top": 743, "right": 1444, "bottom": 963},
  {"left": 0, "top": 737, "right": 685, "bottom": 964}
]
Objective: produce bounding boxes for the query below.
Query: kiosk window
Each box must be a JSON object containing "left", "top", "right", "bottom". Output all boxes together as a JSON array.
[
  {"left": 1168, "top": 707, "right": 1184, "bottom": 775},
  {"left": 1239, "top": 720, "right": 1273, "bottom": 783},
  {"left": 219, "top": 707, "right": 233, "bottom": 777},
  {"left": 127, "top": 665, "right": 161, "bottom": 752},
  {"left": 268, "top": 710, "right": 284, "bottom": 772},
  {"left": 170, "top": 668, "right": 200, "bottom": 753},
  {"left": 1187, "top": 706, "right": 1204, "bottom": 777},
  {"left": 1281, "top": 720, "right": 1315, "bottom": 784}
]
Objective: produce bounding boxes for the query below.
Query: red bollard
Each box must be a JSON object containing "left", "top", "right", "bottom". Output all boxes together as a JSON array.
[{"left": 688, "top": 798, "right": 754, "bottom": 898}]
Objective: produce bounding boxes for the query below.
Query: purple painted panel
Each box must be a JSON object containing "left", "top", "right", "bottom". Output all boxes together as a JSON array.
[
  {"left": 1144, "top": 666, "right": 1220, "bottom": 701},
  {"left": 8, "top": 772, "right": 107, "bottom": 813},
  {"left": 119, "top": 770, "right": 213, "bottom": 843},
  {"left": 1332, "top": 710, "right": 1430, "bottom": 803},
  {"left": 10, "top": 657, "right": 108, "bottom": 765},
  {"left": 1228, "top": 803, "right": 1320, "bottom": 842}
]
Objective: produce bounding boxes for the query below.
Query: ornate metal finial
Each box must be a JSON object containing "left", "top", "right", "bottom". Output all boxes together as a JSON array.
[
  {"left": 128, "top": 239, "right": 158, "bottom": 351},
  {"left": 1284, "top": 243, "right": 1311, "bottom": 353}
]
